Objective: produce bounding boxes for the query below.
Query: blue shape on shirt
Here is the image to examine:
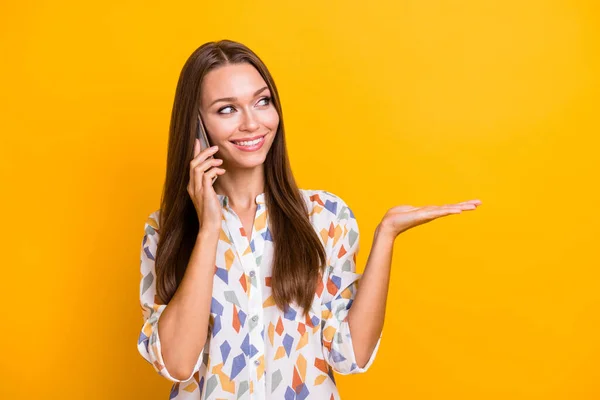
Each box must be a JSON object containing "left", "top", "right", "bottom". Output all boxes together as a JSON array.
[
  {"left": 284, "top": 305, "right": 297, "bottom": 321},
  {"left": 263, "top": 228, "right": 273, "bottom": 242},
  {"left": 238, "top": 309, "right": 247, "bottom": 327},
  {"left": 296, "top": 383, "right": 310, "bottom": 400},
  {"left": 283, "top": 334, "right": 294, "bottom": 357},
  {"left": 198, "top": 377, "right": 204, "bottom": 395},
  {"left": 324, "top": 199, "right": 337, "bottom": 215},
  {"left": 169, "top": 383, "right": 179, "bottom": 399},
  {"left": 212, "top": 315, "right": 221, "bottom": 337},
  {"left": 311, "top": 315, "right": 320, "bottom": 327},
  {"left": 230, "top": 353, "right": 246, "bottom": 380},
  {"left": 330, "top": 348, "right": 347, "bottom": 363},
  {"left": 138, "top": 332, "right": 149, "bottom": 352},
  {"left": 284, "top": 387, "right": 295, "bottom": 400},
  {"left": 215, "top": 267, "right": 228, "bottom": 283},
  {"left": 220, "top": 341, "right": 231, "bottom": 363},
  {"left": 211, "top": 297, "right": 224, "bottom": 316},
  {"left": 241, "top": 333, "right": 250, "bottom": 356},
  {"left": 331, "top": 275, "right": 341, "bottom": 290},
  {"left": 250, "top": 344, "right": 259, "bottom": 358}
]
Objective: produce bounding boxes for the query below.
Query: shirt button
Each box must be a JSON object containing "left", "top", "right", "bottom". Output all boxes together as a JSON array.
[
  {"left": 252, "top": 315, "right": 258, "bottom": 322},
  {"left": 249, "top": 271, "right": 255, "bottom": 277},
  {"left": 254, "top": 359, "right": 260, "bottom": 366}
]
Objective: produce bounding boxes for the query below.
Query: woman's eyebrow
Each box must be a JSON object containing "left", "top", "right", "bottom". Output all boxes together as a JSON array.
[{"left": 209, "top": 86, "right": 269, "bottom": 107}]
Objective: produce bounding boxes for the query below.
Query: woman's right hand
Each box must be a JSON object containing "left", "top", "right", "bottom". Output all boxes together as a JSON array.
[{"left": 187, "top": 139, "right": 226, "bottom": 233}]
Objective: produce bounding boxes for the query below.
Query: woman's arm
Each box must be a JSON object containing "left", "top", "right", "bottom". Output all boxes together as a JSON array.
[
  {"left": 347, "top": 224, "right": 395, "bottom": 368},
  {"left": 157, "top": 228, "right": 220, "bottom": 381}
]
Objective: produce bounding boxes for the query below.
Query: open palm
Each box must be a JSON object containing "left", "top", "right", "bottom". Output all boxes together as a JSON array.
[{"left": 379, "top": 199, "right": 482, "bottom": 237}]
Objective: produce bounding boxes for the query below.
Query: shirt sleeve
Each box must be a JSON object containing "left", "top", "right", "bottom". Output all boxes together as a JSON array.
[
  {"left": 320, "top": 198, "right": 382, "bottom": 375},
  {"left": 136, "top": 211, "right": 204, "bottom": 383}
]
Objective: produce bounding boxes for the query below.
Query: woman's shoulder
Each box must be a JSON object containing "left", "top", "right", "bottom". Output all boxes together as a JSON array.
[
  {"left": 145, "top": 209, "right": 161, "bottom": 233},
  {"left": 298, "top": 188, "right": 353, "bottom": 219}
]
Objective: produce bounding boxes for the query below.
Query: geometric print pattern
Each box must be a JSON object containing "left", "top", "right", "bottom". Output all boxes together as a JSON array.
[{"left": 137, "top": 189, "right": 382, "bottom": 399}]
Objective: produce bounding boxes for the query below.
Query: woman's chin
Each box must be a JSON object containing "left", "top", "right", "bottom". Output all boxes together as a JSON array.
[{"left": 224, "top": 155, "right": 267, "bottom": 170}]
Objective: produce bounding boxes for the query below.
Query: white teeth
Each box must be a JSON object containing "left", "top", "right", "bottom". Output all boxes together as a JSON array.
[{"left": 233, "top": 137, "right": 263, "bottom": 146}]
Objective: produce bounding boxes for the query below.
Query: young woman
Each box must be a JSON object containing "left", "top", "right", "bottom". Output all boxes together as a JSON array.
[{"left": 137, "top": 39, "right": 481, "bottom": 400}]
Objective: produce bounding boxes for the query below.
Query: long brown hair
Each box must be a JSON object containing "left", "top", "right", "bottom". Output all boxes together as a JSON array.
[{"left": 154, "top": 40, "right": 326, "bottom": 318}]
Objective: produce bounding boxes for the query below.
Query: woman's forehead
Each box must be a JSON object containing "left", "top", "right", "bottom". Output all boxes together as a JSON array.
[{"left": 202, "top": 63, "right": 267, "bottom": 99}]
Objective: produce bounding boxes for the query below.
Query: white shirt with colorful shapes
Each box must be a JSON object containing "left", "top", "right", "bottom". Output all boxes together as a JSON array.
[{"left": 137, "top": 189, "right": 382, "bottom": 399}]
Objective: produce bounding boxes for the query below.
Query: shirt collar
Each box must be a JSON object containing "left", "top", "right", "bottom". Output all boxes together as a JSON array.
[{"left": 216, "top": 192, "right": 266, "bottom": 208}]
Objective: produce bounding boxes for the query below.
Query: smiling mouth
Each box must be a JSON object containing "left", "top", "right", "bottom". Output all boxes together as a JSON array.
[{"left": 229, "top": 134, "right": 267, "bottom": 145}]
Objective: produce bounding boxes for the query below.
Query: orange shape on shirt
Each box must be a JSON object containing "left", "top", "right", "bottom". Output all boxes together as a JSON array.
[
  {"left": 296, "top": 331, "right": 308, "bottom": 351},
  {"left": 337, "top": 244, "right": 347, "bottom": 259},
  {"left": 297, "top": 322, "right": 306, "bottom": 335},
  {"left": 263, "top": 295, "right": 276, "bottom": 308},
  {"left": 239, "top": 273, "right": 248, "bottom": 294},
  {"left": 296, "top": 354, "right": 307, "bottom": 381},
  {"left": 293, "top": 366, "right": 302, "bottom": 390},
  {"left": 268, "top": 322, "right": 275, "bottom": 346},
  {"left": 232, "top": 304, "right": 241, "bottom": 333},
  {"left": 315, "top": 279, "right": 324, "bottom": 297},
  {"left": 275, "top": 316, "right": 284, "bottom": 335},
  {"left": 274, "top": 346, "right": 286, "bottom": 360},
  {"left": 326, "top": 277, "right": 338, "bottom": 296},
  {"left": 314, "top": 357, "right": 328, "bottom": 374}
]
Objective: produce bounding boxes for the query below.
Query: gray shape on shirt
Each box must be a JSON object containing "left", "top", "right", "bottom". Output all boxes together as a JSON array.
[
  {"left": 237, "top": 381, "right": 249, "bottom": 399},
  {"left": 224, "top": 290, "right": 241, "bottom": 308},
  {"left": 271, "top": 369, "right": 283, "bottom": 393},
  {"left": 205, "top": 375, "right": 218, "bottom": 398}
]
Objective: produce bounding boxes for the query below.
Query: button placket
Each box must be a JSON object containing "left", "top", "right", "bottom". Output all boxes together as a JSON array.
[{"left": 222, "top": 200, "right": 267, "bottom": 396}]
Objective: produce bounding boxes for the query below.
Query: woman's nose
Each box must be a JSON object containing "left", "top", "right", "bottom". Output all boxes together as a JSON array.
[{"left": 240, "top": 110, "right": 260, "bottom": 131}]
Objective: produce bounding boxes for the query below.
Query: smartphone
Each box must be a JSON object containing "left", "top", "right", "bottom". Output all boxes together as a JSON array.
[{"left": 197, "top": 114, "right": 218, "bottom": 184}]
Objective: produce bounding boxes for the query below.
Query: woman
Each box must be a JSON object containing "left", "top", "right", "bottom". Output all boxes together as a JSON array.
[{"left": 137, "top": 39, "right": 481, "bottom": 400}]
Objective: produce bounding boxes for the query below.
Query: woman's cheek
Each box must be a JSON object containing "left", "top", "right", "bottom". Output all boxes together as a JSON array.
[{"left": 265, "top": 109, "right": 280, "bottom": 129}]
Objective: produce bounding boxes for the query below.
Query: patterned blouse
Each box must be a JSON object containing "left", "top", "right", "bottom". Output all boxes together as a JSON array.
[{"left": 137, "top": 189, "right": 382, "bottom": 399}]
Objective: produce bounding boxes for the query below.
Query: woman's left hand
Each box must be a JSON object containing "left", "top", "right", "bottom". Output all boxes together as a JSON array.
[{"left": 377, "top": 199, "right": 482, "bottom": 238}]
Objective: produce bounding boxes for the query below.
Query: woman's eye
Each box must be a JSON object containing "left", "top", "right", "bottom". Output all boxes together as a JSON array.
[
  {"left": 218, "top": 105, "right": 235, "bottom": 114},
  {"left": 258, "top": 96, "right": 272, "bottom": 106},
  {"left": 217, "top": 97, "right": 271, "bottom": 115}
]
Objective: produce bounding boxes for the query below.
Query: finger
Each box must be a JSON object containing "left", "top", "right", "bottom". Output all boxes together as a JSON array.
[
  {"left": 191, "top": 146, "right": 219, "bottom": 169},
  {"left": 441, "top": 202, "right": 477, "bottom": 210},
  {"left": 193, "top": 158, "right": 223, "bottom": 194},
  {"left": 389, "top": 205, "right": 417, "bottom": 212},
  {"left": 438, "top": 205, "right": 472, "bottom": 213},
  {"left": 457, "top": 199, "right": 482, "bottom": 206},
  {"left": 191, "top": 146, "right": 218, "bottom": 168},
  {"left": 420, "top": 208, "right": 463, "bottom": 220},
  {"left": 190, "top": 144, "right": 215, "bottom": 192},
  {"left": 195, "top": 157, "right": 223, "bottom": 174},
  {"left": 204, "top": 167, "right": 226, "bottom": 181},
  {"left": 441, "top": 199, "right": 482, "bottom": 206},
  {"left": 189, "top": 155, "right": 199, "bottom": 194},
  {"left": 203, "top": 167, "right": 226, "bottom": 191}
]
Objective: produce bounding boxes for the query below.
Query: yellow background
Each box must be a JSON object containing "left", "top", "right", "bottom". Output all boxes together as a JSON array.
[{"left": 1, "top": 0, "right": 599, "bottom": 399}]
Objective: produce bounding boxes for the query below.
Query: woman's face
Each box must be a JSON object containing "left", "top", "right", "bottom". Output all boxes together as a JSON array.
[{"left": 199, "top": 63, "right": 279, "bottom": 169}]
